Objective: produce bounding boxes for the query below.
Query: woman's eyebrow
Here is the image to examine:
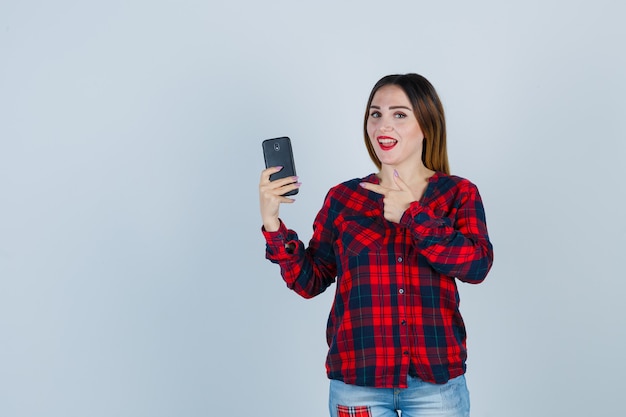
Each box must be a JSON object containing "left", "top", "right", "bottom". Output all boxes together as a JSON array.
[{"left": 369, "top": 105, "right": 412, "bottom": 110}]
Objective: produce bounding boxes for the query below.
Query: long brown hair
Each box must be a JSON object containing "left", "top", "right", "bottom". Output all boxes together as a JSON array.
[{"left": 363, "top": 73, "right": 450, "bottom": 174}]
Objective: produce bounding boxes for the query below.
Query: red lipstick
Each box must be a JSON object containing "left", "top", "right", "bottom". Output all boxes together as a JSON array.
[{"left": 377, "top": 136, "right": 398, "bottom": 151}]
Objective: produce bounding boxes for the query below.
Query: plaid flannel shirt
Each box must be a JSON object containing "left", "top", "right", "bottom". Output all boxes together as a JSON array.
[{"left": 263, "top": 172, "right": 493, "bottom": 387}]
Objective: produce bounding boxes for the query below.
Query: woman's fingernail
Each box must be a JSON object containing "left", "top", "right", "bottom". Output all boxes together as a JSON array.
[
  {"left": 276, "top": 166, "right": 283, "bottom": 170},
  {"left": 359, "top": 182, "right": 366, "bottom": 187},
  {"left": 394, "top": 169, "right": 399, "bottom": 177}
]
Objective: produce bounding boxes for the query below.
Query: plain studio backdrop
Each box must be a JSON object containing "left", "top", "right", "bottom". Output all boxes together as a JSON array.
[{"left": 1, "top": 1, "right": 624, "bottom": 416}]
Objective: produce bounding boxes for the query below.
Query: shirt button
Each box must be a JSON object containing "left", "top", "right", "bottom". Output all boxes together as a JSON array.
[
  {"left": 403, "top": 351, "right": 409, "bottom": 355},
  {"left": 397, "top": 256, "right": 403, "bottom": 262},
  {"left": 401, "top": 320, "right": 407, "bottom": 326},
  {"left": 399, "top": 289, "right": 404, "bottom": 294}
]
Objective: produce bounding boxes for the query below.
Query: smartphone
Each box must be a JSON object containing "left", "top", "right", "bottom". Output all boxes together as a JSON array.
[{"left": 262, "top": 136, "right": 298, "bottom": 196}]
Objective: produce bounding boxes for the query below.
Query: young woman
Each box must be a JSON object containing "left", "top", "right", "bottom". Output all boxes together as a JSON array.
[{"left": 259, "top": 73, "right": 493, "bottom": 417}]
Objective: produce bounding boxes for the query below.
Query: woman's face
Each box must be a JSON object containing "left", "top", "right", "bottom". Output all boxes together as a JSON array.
[{"left": 366, "top": 84, "right": 425, "bottom": 169}]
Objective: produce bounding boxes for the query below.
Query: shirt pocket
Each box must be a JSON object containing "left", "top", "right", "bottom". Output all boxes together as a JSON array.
[{"left": 340, "top": 215, "right": 385, "bottom": 257}]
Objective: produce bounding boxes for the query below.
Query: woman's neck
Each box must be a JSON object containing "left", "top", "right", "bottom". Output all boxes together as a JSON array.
[{"left": 378, "top": 164, "right": 435, "bottom": 189}]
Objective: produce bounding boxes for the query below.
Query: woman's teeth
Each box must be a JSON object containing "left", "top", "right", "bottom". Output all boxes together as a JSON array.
[
  {"left": 378, "top": 138, "right": 397, "bottom": 149},
  {"left": 378, "top": 138, "right": 397, "bottom": 145}
]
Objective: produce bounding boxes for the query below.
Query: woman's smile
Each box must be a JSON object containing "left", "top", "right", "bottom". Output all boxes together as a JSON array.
[{"left": 377, "top": 135, "right": 398, "bottom": 150}]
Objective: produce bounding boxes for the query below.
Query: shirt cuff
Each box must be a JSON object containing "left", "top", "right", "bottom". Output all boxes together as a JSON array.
[
  {"left": 261, "top": 219, "right": 289, "bottom": 243},
  {"left": 262, "top": 219, "right": 299, "bottom": 259},
  {"left": 399, "top": 201, "right": 428, "bottom": 227},
  {"left": 400, "top": 201, "right": 451, "bottom": 240}
]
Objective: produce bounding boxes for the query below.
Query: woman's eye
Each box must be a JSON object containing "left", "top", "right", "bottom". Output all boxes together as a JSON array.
[
  {"left": 394, "top": 112, "right": 407, "bottom": 119},
  {"left": 370, "top": 111, "right": 381, "bottom": 118}
]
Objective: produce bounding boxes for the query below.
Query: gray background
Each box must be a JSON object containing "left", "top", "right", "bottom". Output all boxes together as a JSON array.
[{"left": 1, "top": 1, "right": 625, "bottom": 416}]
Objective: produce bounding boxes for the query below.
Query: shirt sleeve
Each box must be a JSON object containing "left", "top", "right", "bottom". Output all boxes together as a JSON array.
[
  {"left": 262, "top": 192, "right": 338, "bottom": 298},
  {"left": 399, "top": 181, "right": 493, "bottom": 284}
]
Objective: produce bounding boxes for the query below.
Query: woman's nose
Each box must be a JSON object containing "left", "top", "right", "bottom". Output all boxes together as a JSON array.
[{"left": 380, "top": 119, "right": 393, "bottom": 132}]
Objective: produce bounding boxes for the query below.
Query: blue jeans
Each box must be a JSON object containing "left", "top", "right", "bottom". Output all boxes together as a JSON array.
[{"left": 329, "top": 375, "right": 470, "bottom": 417}]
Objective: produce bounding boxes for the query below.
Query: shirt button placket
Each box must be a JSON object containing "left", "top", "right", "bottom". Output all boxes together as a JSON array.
[
  {"left": 397, "top": 250, "right": 409, "bottom": 369},
  {"left": 397, "top": 256, "right": 405, "bottom": 294}
]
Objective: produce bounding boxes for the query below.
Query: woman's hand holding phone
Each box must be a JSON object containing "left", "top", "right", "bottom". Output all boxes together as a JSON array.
[{"left": 259, "top": 166, "right": 300, "bottom": 232}]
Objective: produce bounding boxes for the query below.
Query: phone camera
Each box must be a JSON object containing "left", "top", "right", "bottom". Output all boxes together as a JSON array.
[{"left": 274, "top": 143, "right": 280, "bottom": 151}]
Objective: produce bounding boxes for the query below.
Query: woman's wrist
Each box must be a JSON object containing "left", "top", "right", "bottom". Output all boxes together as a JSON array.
[{"left": 263, "top": 217, "right": 281, "bottom": 232}]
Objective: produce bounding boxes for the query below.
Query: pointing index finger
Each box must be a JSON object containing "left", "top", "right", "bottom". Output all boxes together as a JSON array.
[{"left": 359, "top": 182, "right": 387, "bottom": 196}]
